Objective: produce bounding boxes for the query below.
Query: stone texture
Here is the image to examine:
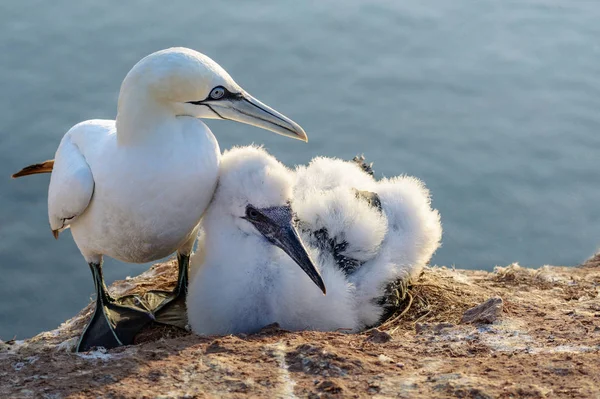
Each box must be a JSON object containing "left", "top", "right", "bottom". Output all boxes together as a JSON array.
[{"left": 460, "top": 296, "right": 504, "bottom": 324}]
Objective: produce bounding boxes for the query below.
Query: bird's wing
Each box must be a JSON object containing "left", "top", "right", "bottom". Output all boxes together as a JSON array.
[{"left": 48, "top": 133, "right": 94, "bottom": 237}]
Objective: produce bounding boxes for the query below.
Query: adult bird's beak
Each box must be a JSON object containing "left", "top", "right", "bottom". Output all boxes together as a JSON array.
[
  {"left": 245, "top": 205, "right": 326, "bottom": 294},
  {"left": 197, "top": 91, "right": 308, "bottom": 142}
]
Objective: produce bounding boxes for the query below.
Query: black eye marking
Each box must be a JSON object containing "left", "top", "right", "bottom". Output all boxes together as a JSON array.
[
  {"left": 245, "top": 205, "right": 261, "bottom": 220},
  {"left": 186, "top": 86, "right": 243, "bottom": 105}
]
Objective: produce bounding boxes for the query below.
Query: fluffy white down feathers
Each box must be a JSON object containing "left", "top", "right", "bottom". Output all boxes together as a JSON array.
[
  {"left": 187, "top": 146, "right": 442, "bottom": 335},
  {"left": 293, "top": 157, "right": 442, "bottom": 329}
]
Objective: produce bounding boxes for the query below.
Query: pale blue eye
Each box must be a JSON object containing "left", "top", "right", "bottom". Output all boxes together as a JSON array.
[{"left": 210, "top": 87, "right": 225, "bottom": 99}]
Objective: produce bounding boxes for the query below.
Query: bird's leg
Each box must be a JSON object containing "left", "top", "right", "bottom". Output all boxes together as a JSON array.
[
  {"left": 143, "top": 252, "right": 190, "bottom": 329},
  {"left": 76, "top": 262, "right": 155, "bottom": 352},
  {"left": 174, "top": 252, "right": 189, "bottom": 297}
]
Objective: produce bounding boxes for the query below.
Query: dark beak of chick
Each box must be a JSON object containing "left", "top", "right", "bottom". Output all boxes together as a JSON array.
[{"left": 244, "top": 204, "right": 326, "bottom": 295}]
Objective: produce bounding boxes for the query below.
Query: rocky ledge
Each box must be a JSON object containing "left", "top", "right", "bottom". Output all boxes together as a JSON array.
[{"left": 1, "top": 255, "right": 599, "bottom": 398}]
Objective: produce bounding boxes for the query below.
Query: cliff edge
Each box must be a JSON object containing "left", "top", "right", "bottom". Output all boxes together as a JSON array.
[{"left": 1, "top": 255, "right": 599, "bottom": 398}]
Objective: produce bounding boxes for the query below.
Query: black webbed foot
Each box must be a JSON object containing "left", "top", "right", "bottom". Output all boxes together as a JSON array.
[
  {"left": 144, "top": 253, "right": 190, "bottom": 329},
  {"left": 77, "top": 298, "right": 154, "bottom": 352},
  {"left": 76, "top": 262, "right": 155, "bottom": 352}
]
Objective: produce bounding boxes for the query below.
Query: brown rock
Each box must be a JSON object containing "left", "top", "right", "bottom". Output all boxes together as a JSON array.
[
  {"left": 205, "top": 340, "right": 229, "bottom": 354},
  {"left": 256, "top": 322, "right": 289, "bottom": 335},
  {"left": 461, "top": 297, "right": 504, "bottom": 324},
  {"left": 365, "top": 329, "right": 392, "bottom": 343},
  {"left": 316, "top": 379, "right": 344, "bottom": 394}
]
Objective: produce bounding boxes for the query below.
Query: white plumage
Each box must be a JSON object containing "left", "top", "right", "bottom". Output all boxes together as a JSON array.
[
  {"left": 15, "top": 47, "right": 308, "bottom": 351},
  {"left": 187, "top": 147, "right": 442, "bottom": 335},
  {"left": 50, "top": 48, "right": 306, "bottom": 263},
  {"left": 52, "top": 117, "right": 219, "bottom": 265},
  {"left": 294, "top": 157, "right": 442, "bottom": 328},
  {"left": 187, "top": 146, "right": 327, "bottom": 335}
]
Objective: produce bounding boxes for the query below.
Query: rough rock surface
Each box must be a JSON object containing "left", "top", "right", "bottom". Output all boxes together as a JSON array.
[
  {"left": 461, "top": 296, "right": 504, "bottom": 324},
  {"left": 1, "top": 257, "right": 599, "bottom": 398}
]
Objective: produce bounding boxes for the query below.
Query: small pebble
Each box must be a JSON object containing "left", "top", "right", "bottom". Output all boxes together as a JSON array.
[
  {"left": 378, "top": 354, "right": 394, "bottom": 363},
  {"left": 366, "top": 329, "right": 392, "bottom": 343}
]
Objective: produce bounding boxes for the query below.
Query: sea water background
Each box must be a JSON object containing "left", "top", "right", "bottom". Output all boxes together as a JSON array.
[{"left": 0, "top": 1, "right": 599, "bottom": 339}]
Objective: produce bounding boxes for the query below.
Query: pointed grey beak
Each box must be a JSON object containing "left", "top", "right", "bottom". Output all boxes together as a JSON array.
[
  {"left": 244, "top": 205, "right": 326, "bottom": 294},
  {"left": 198, "top": 90, "right": 308, "bottom": 142}
]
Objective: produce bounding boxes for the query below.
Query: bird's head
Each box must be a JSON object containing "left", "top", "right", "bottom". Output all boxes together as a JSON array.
[
  {"left": 118, "top": 47, "right": 307, "bottom": 141},
  {"left": 209, "top": 145, "right": 326, "bottom": 294}
]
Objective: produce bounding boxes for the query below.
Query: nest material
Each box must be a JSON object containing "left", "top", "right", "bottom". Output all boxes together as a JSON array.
[
  {"left": 135, "top": 264, "right": 488, "bottom": 336},
  {"left": 374, "top": 267, "right": 488, "bottom": 334},
  {"left": 21, "top": 260, "right": 496, "bottom": 355},
  {"left": 134, "top": 261, "right": 476, "bottom": 337}
]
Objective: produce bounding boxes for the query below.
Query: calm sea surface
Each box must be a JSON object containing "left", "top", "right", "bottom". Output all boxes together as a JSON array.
[{"left": 1, "top": 1, "right": 599, "bottom": 339}]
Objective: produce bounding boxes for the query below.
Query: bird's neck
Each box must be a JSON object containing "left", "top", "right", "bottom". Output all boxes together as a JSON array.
[{"left": 115, "top": 92, "right": 175, "bottom": 146}]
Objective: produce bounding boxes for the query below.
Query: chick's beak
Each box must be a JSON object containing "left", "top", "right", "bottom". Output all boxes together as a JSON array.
[{"left": 245, "top": 205, "right": 326, "bottom": 294}]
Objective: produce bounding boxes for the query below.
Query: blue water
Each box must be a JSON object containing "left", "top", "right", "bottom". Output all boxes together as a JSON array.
[{"left": 1, "top": 1, "right": 599, "bottom": 339}]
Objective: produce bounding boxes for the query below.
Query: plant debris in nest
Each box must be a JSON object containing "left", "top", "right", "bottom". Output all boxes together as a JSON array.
[
  {"left": 42, "top": 262, "right": 499, "bottom": 347},
  {"left": 374, "top": 267, "right": 488, "bottom": 334},
  {"left": 126, "top": 261, "right": 486, "bottom": 340},
  {"left": 27, "top": 259, "right": 596, "bottom": 352}
]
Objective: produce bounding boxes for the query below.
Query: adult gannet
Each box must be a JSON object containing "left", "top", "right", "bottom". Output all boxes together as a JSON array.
[
  {"left": 187, "top": 147, "right": 441, "bottom": 335},
  {"left": 187, "top": 146, "right": 326, "bottom": 335},
  {"left": 12, "top": 48, "right": 308, "bottom": 351}
]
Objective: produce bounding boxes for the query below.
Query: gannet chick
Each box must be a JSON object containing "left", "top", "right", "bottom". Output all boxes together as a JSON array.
[
  {"left": 293, "top": 156, "right": 442, "bottom": 329},
  {"left": 11, "top": 48, "right": 308, "bottom": 351},
  {"left": 187, "top": 150, "right": 441, "bottom": 335},
  {"left": 187, "top": 146, "right": 328, "bottom": 336}
]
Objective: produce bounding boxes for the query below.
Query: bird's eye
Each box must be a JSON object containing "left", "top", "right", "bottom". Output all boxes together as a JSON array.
[
  {"left": 246, "top": 206, "right": 260, "bottom": 220},
  {"left": 210, "top": 87, "right": 225, "bottom": 100}
]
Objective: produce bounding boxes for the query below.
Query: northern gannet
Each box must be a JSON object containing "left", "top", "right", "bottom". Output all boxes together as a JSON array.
[
  {"left": 186, "top": 148, "right": 441, "bottom": 335},
  {"left": 11, "top": 48, "right": 308, "bottom": 351},
  {"left": 187, "top": 146, "right": 326, "bottom": 335}
]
